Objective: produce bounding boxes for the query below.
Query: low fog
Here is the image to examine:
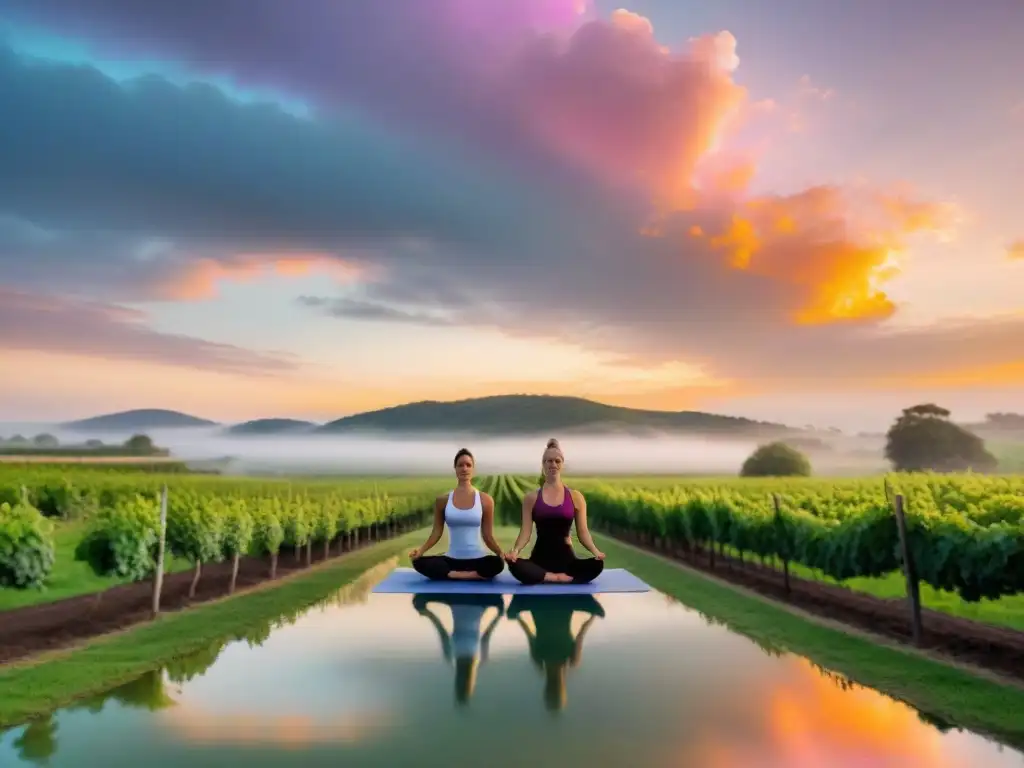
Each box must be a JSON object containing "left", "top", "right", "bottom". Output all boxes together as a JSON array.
[{"left": 0, "top": 423, "right": 888, "bottom": 477}]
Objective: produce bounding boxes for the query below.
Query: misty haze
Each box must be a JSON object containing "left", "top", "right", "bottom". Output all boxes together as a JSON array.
[{"left": 0, "top": 422, "right": 886, "bottom": 476}]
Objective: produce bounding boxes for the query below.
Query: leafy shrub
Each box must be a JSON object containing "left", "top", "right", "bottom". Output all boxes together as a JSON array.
[
  {"left": 252, "top": 499, "right": 284, "bottom": 558},
  {"left": 166, "top": 493, "right": 224, "bottom": 567},
  {"left": 0, "top": 500, "right": 56, "bottom": 589},
  {"left": 32, "top": 480, "right": 97, "bottom": 520},
  {"left": 74, "top": 495, "right": 159, "bottom": 581},
  {"left": 740, "top": 442, "right": 812, "bottom": 478},
  {"left": 220, "top": 500, "right": 255, "bottom": 560}
]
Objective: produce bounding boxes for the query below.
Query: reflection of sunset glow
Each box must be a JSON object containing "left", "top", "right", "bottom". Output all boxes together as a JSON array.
[
  {"left": 685, "top": 658, "right": 955, "bottom": 768},
  {"left": 160, "top": 708, "right": 391, "bottom": 747}
]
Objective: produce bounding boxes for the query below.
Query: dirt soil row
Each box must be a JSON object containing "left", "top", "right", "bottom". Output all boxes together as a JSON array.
[
  {"left": 611, "top": 530, "right": 1024, "bottom": 682},
  {"left": 0, "top": 527, "right": 412, "bottom": 666}
]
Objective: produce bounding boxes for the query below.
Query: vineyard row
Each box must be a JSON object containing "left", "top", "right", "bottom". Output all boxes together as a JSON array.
[{"left": 0, "top": 473, "right": 445, "bottom": 599}]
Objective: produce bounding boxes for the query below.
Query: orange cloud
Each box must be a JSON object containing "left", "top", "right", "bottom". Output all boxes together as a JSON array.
[
  {"left": 690, "top": 186, "right": 959, "bottom": 325},
  {"left": 154, "top": 253, "right": 365, "bottom": 301},
  {"left": 1008, "top": 239, "right": 1024, "bottom": 260},
  {"left": 513, "top": 13, "right": 958, "bottom": 335}
]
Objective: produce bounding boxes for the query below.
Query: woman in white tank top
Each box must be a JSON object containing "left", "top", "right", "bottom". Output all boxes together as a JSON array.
[{"left": 409, "top": 448, "right": 505, "bottom": 580}]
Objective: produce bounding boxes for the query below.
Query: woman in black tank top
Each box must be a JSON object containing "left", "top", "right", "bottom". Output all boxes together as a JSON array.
[{"left": 506, "top": 438, "right": 605, "bottom": 585}]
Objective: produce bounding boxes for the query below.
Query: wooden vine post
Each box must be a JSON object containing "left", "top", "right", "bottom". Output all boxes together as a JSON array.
[
  {"left": 772, "top": 493, "right": 791, "bottom": 594},
  {"left": 152, "top": 485, "right": 168, "bottom": 616},
  {"left": 892, "top": 493, "right": 923, "bottom": 645}
]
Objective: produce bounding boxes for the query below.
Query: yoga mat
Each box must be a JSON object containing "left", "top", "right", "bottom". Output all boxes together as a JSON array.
[{"left": 371, "top": 567, "right": 650, "bottom": 595}]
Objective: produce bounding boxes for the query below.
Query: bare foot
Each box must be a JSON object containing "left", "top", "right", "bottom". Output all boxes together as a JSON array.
[
  {"left": 449, "top": 571, "right": 483, "bottom": 580},
  {"left": 543, "top": 572, "right": 573, "bottom": 583}
]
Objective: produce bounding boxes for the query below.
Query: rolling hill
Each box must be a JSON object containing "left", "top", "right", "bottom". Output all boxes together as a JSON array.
[
  {"left": 62, "top": 409, "right": 218, "bottom": 432},
  {"left": 61, "top": 395, "right": 798, "bottom": 437},
  {"left": 316, "top": 395, "right": 791, "bottom": 436},
  {"left": 225, "top": 418, "right": 318, "bottom": 435}
]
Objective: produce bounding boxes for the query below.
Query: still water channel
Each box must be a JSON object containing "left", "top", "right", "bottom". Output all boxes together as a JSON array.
[{"left": 2, "top": 569, "right": 1023, "bottom": 768}]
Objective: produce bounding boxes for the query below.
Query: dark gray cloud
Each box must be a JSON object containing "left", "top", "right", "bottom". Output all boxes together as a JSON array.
[
  {"left": 0, "top": 288, "right": 298, "bottom": 373},
  {"left": 296, "top": 296, "right": 458, "bottom": 328},
  {"left": 0, "top": 44, "right": 578, "bottom": 254},
  {"left": 0, "top": 0, "right": 591, "bottom": 182}
]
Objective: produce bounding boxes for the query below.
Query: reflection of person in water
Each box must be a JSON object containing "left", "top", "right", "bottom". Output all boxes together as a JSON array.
[
  {"left": 413, "top": 593, "right": 505, "bottom": 705},
  {"left": 507, "top": 595, "right": 605, "bottom": 711}
]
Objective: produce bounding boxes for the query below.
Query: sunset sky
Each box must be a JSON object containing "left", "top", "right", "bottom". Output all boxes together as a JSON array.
[{"left": 1, "top": 0, "right": 1022, "bottom": 429}]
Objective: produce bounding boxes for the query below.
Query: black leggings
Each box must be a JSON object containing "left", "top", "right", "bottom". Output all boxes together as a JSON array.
[
  {"left": 508, "top": 557, "right": 604, "bottom": 586},
  {"left": 412, "top": 554, "right": 505, "bottom": 581}
]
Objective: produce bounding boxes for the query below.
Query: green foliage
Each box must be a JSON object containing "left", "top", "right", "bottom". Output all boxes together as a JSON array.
[
  {"left": 220, "top": 499, "right": 255, "bottom": 559},
  {"left": 123, "top": 434, "right": 155, "bottom": 453},
  {"left": 740, "top": 442, "right": 812, "bottom": 477},
  {"left": 74, "top": 496, "right": 160, "bottom": 581},
  {"left": 581, "top": 473, "right": 1024, "bottom": 603},
  {"left": 0, "top": 467, "right": 442, "bottom": 591},
  {"left": 164, "top": 640, "right": 225, "bottom": 684},
  {"left": 281, "top": 497, "right": 311, "bottom": 550},
  {"left": 251, "top": 499, "right": 285, "bottom": 557},
  {"left": 0, "top": 501, "right": 56, "bottom": 589},
  {"left": 885, "top": 403, "right": 997, "bottom": 473},
  {"left": 29, "top": 480, "right": 97, "bottom": 520},
  {"left": 166, "top": 491, "right": 224, "bottom": 566}
]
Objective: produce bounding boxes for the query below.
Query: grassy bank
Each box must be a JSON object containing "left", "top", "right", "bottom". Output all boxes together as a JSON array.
[
  {"left": 592, "top": 532, "right": 1024, "bottom": 747},
  {"left": 0, "top": 530, "right": 421, "bottom": 726}
]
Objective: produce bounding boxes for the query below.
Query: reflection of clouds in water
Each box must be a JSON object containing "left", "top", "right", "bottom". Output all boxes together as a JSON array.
[{"left": 677, "top": 657, "right": 1007, "bottom": 768}]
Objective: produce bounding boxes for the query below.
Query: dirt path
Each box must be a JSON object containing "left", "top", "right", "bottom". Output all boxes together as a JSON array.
[{"left": 607, "top": 531, "right": 1024, "bottom": 683}]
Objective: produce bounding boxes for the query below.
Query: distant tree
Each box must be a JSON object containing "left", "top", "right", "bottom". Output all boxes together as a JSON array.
[
  {"left": 85, "top": 439, "right": 104, "bottom": 448},
  {"left": 32, "top": 433, "right": 59, "bottom": 448},
  {"left": 123, "top": 434, "right": 155, "bottom": 454},
  {"left": 7, "top": 434, "right": 28, "bottom": 445},
  {"left": 885, "top": 404, "right": 997, "bottom": 473},
  {"left": 740, "top": 442, "right": 812, "bottom": 477},
  {"left": 984, "top": 412, "right": 1024, "bottom": 430}
]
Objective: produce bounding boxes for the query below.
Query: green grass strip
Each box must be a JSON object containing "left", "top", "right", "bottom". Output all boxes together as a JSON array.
[{"left": 0, "top": 530, "right": 421, "bottom": 727}]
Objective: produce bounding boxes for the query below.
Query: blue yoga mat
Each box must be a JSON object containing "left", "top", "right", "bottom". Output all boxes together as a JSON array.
[{"left": 371, "top": 567, "right": 650, "bottom": 595}]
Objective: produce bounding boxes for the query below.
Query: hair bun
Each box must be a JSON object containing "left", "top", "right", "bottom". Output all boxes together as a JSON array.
[{"left": 546, "top": 438, "right": 560, "bottom": 449}]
